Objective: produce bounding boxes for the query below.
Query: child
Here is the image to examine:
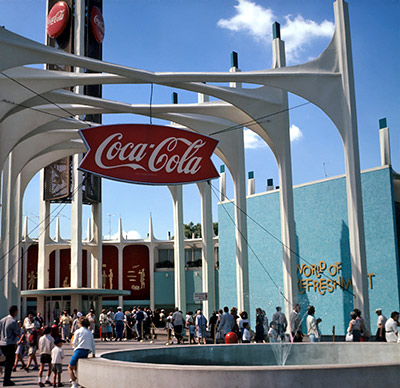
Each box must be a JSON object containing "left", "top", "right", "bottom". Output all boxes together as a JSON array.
[
  {"left": 165, "top": 313, "right": 174, "bottom": 345},
  {"left": 186, "top": 312, "right": 195, "bottom": 344},
  {"left": 12, "top": 321, "right": 26, "bottom": 371},
  {"left": 51, "top": 338, "right": 64, "bottom": 387},
  {"left": 242, "top": 322, "right": 251, "bottom": 343},
  {"left": 38, "top": 326, "right": 54, "bottom": 386},
  {"left": 268, "top": 322, "right": 278, "bottom": 343}
]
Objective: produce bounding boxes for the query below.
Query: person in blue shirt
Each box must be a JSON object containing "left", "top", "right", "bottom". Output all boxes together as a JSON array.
[
  {"left": 134, "top": 307, "right": 144, "bottom": 341},
  {"left": 113, "top": 307, "right": 125, "bottom": 341}
]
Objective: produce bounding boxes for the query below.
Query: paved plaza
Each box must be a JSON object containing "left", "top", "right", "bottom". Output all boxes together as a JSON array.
[{"left": 3, "top": 334, "right": 172, "bottom": 388}]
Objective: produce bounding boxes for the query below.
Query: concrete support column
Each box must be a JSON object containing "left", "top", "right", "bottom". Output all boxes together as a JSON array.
[
  {"left": 229, "top": 60, "right": 249, "bottom": 313},
  {"left": 70, "top": 154, "right": 82, "bottom": 289},
  {"left": 277, "top": 151, "right": 298, "bottom": 314},
  {"left": 272, "top": 28, "right": 298, "bottom": 315},
  {"left": 22, "top": 242, "right": 28, "bottom": 316},
  {"left": 148, "top": 216, "right": 155, "bottom": 311},
  {"left": 334, "top": 0, "right": 369, "bottom": 326},
  {"left": 379, "top": 118, "right": 391, "bottom": 166},
  {"left": 118, "top": 241, "right": 124, "bottom": 308},
  {"left": 13, "top": 174, "right": 22, "bottom": 313},
  {"left": 197, "top": 181, "right": 215, "bottom": 318},
  {"left": 0, "top": 154, "right": 13, "bottom": 316},
  {"left": 168, "top": 185, "right": 186, "bottom": 311},
  {"left": 247, "top": 171, "right": 255, "bottom": 196},
  {"left": 69, "top": 0, "right": 85, "bottom": 296},
  {"left": 91, "top": 202, "right": 102, "bottom": 289},
  {"left": 38, "top": 169, "right": 50, "bottom": 290},
  {"left": 71, "top": 295, "right": 81, "bottom": 313},
  {"left": 219, "top": 165, "right": 226, "bottom": 201}
]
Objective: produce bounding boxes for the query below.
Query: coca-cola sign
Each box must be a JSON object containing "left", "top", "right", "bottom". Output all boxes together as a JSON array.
[
  {"left": 90, "top": 6, "right": 105, "bottom": 43},
  {"left": 79, "top": 124, "right": 219, "bottom": 185},
  {"left": 47, "top": 1, "right": 69, "bottom": 39}
]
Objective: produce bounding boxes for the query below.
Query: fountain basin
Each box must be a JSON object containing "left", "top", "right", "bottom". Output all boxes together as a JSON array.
[{"left": 78, "top": 343, "right": 400, "bottom": 388}]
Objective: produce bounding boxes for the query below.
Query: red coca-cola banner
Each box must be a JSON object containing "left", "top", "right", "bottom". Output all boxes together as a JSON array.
[
  {"left": 79, "top": 124, "right": 219, "bottom": 185},
  {"left": 47, "top": 1, "right": 70, "bottom": 38}
]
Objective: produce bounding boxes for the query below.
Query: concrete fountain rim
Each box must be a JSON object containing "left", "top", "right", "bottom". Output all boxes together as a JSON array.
[{"left": 94, "top": 342, "right": 400, "bottom": 371}]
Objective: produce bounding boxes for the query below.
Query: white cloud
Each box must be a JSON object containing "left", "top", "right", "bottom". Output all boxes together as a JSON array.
[
  {"left": 290, "top": 124, "right": 303, "bottom": 142},
  {"left": 217, "top": 0, "right": 334, "bottom": 63},
  {"left": 244, "top": 125, "right": 302, "bottom": 148},
  {"left": 244, "top": 129, "right": 266, "bottom": 149},
  {"left": 217, "top": 0, "right": 275, "bottom": 42},
  {"left": 281, "top": 16, "right": 334, "bottom": 62}
]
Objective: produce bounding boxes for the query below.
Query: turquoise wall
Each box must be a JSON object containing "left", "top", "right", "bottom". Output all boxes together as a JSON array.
[{"left": 218, "top": 167, "right": 400, "bottom": 334}]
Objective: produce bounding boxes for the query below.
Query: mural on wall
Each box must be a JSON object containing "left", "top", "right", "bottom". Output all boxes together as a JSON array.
[
  {"left": 123, "top": 245, "right": 149, "bottom": 300},
  {"left": 102, "top": 245, "right": 119, "bottom": 300},
  {"left": 48, "top": 249, "right": 87, "bottom": 288},
  {"left": 26, "top": 245, "right": 38, "bottom": 290},
  {"left": 59, "top": 249, "right": 71, "bottom": 287}
]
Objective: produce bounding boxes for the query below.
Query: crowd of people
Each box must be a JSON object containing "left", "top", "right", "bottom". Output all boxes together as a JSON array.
[
  {"left": 0, "top": 305, "right": 95, "bottom": 387},
  {"left": 1, "top": 303, "right": 399, "bottom": 386}
]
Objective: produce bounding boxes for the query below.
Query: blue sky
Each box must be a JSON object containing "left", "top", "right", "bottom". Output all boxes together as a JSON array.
[{"left": 1, "top": 0, "right": 399, "bottom": 240}]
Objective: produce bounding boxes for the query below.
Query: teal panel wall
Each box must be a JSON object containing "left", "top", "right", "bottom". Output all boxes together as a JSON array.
[
  {"left": 154, "top": 271, "right": 174, "bottom": 307},
  {"left": 218, "top": 167, "right": 400, "bottom": 334}
]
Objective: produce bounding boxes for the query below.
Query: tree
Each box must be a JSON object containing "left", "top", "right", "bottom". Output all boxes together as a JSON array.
[{"left": 178, "top": 222, "right": 218, "bottom": 239}]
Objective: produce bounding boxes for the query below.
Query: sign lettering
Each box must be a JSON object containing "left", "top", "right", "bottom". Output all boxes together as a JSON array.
[
  {"left": 297, "top": 260, "right": 375, "bottom": 295},
  {"left": 79, "top": 124, "right": 219, "bottom": 185}
]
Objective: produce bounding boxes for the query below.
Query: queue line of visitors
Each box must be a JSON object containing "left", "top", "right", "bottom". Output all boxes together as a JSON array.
[{"left": 0, "top": 305, "right": 95, "bottom": 387}]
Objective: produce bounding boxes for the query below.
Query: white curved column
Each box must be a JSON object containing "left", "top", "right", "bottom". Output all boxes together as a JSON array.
[
  {"left": 196, "top": 181, "right": 215, "bottom": 318},
  {"left": 37, "top": 169, "right": 51, "bottom": 289},
  {"left": 168, "top": 185, "right": 186, "bottom": 311},
  {"left": 70, "top": 154, "right": 82, "bottom": 289},
  {"left": 148, "top": 216, "right": 155, "bottom": 311},
  {"left": 272, "top": 31, "right": 298, "bottom": 313},
  {"left": 91, "top": 202, "right": 102, "bottom": 289}
]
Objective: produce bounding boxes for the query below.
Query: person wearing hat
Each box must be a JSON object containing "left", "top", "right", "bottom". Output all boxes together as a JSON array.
[
  {"left": 114, "top": 307, "right": 125, "bottom": 341},
  {"left": 375, "top": 308, "right": 387, "bottom": 342}
]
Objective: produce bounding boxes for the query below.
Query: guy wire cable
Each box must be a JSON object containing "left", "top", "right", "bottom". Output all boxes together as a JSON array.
[
  {"left": 0, "top": 173, "right": 90, "bottom": 269},
  {"left": 211, "top": 181, "right": 355, "bottom": 297},
  {"left": 209, "top": 181, "right": 292, "bottom": 306},
  {"left": 0, "top": 70, "right": 313, "bottom": 137},
  {"left": 1, "top": 99, "right": 93, "bottom": 126},
  {"left": 0, "top": 70, "right": 88, "bottom": 121}
]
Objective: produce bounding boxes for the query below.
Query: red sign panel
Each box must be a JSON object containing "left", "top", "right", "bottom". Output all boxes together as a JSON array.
[
  {"left": 123, "top": 245, "right": 150, "bottom": 301},
  {"left": 90, "top": 6, "right": 105, "bottom": 43},
  {"left": 79, "top": 124, "right": 219, "bottom": 185},
  {"left": 47, "top": 1, "right": 70, "bottom": 38}
]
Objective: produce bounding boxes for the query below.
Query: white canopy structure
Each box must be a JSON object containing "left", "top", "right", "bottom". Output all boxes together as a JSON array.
[{"left": 0, "top": 0, "right": 369, "bottom": 324}]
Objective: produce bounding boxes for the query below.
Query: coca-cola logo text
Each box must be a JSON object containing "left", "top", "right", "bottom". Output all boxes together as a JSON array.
[
  {"left": 47, "top": 1, "right": 69, "bottom": 39},
  {"left": 47, "top": 10, "right": 66, "bottom": 27},
  {"left": 93, "top": 15, "right": 105, "bottom": 34},
  {"left": 91, "top": 6, "right": 105, "bottom": 43},
  {"left": 79, "top": 124, "right": 219, "bottom": 185}
]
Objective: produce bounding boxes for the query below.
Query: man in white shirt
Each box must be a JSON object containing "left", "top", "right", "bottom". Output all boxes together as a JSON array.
[
  {"left": 375, "top": 308, "right": 387, "bottom": 341},
  {"left": 171, "top": 308, "right": 185, "bottom": 344},
  {"left": 384, "top": 311, "right": 399, "bottom": 343},
  {"left": 68, "top": 317, "right": 95, "bottom": 388}
]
